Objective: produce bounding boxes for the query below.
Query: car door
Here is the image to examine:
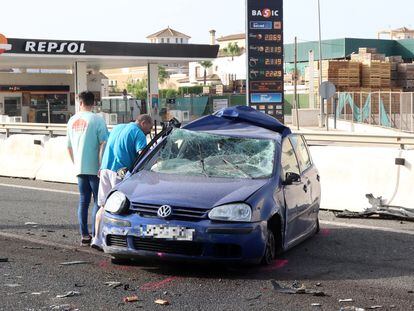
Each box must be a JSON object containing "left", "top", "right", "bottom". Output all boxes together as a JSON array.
[
  {"left": 280, "top": 137, "right": 308, "bottom": 247},
  {"left": 301, "top": 136, "right": 321, "bottom": 223},
  {"left": 289, "top": 134, "right": 315, "bottom": 236}
]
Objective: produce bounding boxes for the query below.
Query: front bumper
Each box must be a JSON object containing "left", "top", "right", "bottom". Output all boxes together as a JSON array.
[{"left": 99, "top": 212, "right": 267, "bottom": 264}]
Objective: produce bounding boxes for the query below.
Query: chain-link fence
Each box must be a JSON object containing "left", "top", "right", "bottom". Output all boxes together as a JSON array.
[{"left": 327, "top": 91, "right": 414, "bottom": 133}]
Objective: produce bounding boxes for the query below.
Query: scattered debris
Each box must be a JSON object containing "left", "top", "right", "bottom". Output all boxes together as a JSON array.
[
  {"left": 59, "top": 261, "right": 90, "bottom": 266},
  {"left": 390, "top": 305, "right": 396, "bottom": 309},
  {"left": 368, "top": 307, "right": 383, "bottom": 310},
  {"left": 311, "top": 303, "right": 322, "bottom": 307},
  {"left": 335, "top": 194, "right": 414, "bottom": 221},
  {"left": 4, "top": 284, "right": 21, "bottom": 288},
  {"left": 0, "top": 258, "right": 9, "bottom": 262},
  {"left": 50, "top": 304, "right": 74, "bottom": 310},
  {"left": 56, "top": 291, "right": 81, "bottom": 298},
  {"left": 31, "top": 291, "right": 49, "bottom": 295},
  {"left": 245, "top": 294, "right": 262, "bottom": 301},
  {"left": 25, "top": 222, "right": 39, "bottom": 226},
  {"left": 123, "top": 295, "right": 139, "bottom": 303},
  {"left": 339, "top": 299, "right": 354, "bottom": 303},
  {"left": 105, "top": 281, "right": 122, "bottom": 289},
  {"left": 315, "top": 282, "right": 322, "bottom": 287},
  {"left": 23, "top": 246, "right": 43, "bottom": 250},
  {"left": 339, "top": 307, "right": 365, "bottom": 311},
  {"left": 271, "top": 281, "right": 327, "bottom": 296},
  {"left": 46, "top": 230, "right": 56, "bottom": 233},
  {"left": 155, "top": 299, "right": 170, "bottom": 306},
  {"left": 74, "top": 284, "right": 85, "bottom": 288},
  {"left": 408, "top": 290, "right": 413, "bottom": 294}
]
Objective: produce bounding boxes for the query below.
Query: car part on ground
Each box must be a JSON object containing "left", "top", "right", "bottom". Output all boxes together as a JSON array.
[{"left": 335, "top": 193, "right": 414, "bottom": 221}]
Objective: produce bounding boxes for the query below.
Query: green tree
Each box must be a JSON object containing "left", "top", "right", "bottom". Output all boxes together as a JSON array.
[
  {"left": 158, "top": 65, "right": 169, "bottom": 84},
  {"left": 126, "top": 78, "right": 147, "bottom": 100},
  {"left": 222, "top": 42, "right": 241, "bottom": 60},
  {"left": 199, "top": 61, "right": 213, "bottom": 86}
]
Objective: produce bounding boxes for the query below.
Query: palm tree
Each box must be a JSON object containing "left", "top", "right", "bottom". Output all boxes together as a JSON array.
[
  {"left": 158, "top": 65, "right": 169, "bottom": 84},
  {"left": 199, "top": 61, "right": 213, "bottom": 85},
  {"left": 223, "top": 42, "right": 241, "bottom": 61}
]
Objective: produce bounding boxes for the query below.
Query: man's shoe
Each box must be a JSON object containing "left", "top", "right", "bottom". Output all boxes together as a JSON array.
[{"left": 80, "top": 236, "right": 92, "bottom": 247}]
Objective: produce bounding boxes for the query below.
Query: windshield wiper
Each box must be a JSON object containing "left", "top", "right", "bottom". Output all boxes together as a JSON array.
[{"left": 222, "top": 158, "right": 253, "bottom": 178}]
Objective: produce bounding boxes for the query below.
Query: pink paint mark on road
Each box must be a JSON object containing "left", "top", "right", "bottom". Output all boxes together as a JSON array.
[
  {"left": 261, "top": 259, "right": 289, "bottom": 272},
  {"left": 97, "top": 259, "right": 135, "bottom": 272},
  {"left": 140, "top": 276, "right": 180, "bottom": 291},
  {"left": 320, "top": 229, "right": 331, "bottom": 237}
]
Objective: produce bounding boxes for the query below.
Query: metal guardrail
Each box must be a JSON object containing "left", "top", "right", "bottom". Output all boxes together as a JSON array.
[
  {"left": 294, "top": 131, "right": 414, "bottom": 148},
  {"left": 1, "top": 122, "right": 414, "bottom": 148}
]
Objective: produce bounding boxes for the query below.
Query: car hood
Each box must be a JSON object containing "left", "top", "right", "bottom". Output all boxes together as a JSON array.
[{"left": 116, "top": 171, "right": 269, "bottom": 209}]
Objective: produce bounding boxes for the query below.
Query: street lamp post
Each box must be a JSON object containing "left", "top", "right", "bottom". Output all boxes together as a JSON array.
[{"left": 318, "top": 0, "right": 324, "bottom": 127}]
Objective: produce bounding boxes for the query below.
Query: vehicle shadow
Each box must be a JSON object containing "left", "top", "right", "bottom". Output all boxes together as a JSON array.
[{"left": 122, "top": 226, "right": 414, "bottom": 282}]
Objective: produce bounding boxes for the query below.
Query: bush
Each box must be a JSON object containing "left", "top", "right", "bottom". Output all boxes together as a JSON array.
[{"left": 178, "top": 86, "right": 204, "bottom": 95}]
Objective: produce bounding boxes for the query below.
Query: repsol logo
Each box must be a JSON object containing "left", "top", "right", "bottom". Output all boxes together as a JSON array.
[
  {"left": 24, "top": 41, "right": 86, "bottom": 54},
  {"left": 251, "top": 9, "right": 279, "bottom": 18}
]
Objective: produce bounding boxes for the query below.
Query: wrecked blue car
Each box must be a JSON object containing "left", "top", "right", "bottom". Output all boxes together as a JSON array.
[{"left": 99, "top": 106, "right": 321, "bottom": 265}]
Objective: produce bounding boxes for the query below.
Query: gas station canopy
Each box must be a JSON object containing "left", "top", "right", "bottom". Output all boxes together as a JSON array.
[{"left": 0, "top": 37, "right": 219, "bottom": 69}]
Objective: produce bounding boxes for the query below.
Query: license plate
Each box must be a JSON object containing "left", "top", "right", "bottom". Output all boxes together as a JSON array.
[{"left": 139, "top": 225, "right": 195, "bottom": 241}]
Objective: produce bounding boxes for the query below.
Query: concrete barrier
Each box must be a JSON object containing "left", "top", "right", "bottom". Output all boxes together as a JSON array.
[
  {"left": 310, "top": 145, "right": 414, "bottom": 212},
  {"left": 0, "top": 134, "right": 48, "bottom": 179},
  {"left": 36, "top": 136, "right": 77, "bottom": 184}
]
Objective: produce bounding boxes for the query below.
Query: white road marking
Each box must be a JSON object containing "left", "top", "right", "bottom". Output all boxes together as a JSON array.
[
  {"left": 0, "top": 183, "right": 78, "bottom": 195},
  {"left": 320, "top": 220, "right": 414, "bottom": 236},
  {"left": 0, "top": 231, "right": 109, "bottom": 258}
]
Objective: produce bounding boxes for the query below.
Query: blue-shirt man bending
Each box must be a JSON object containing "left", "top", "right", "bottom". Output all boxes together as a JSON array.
[{"left": 93, "top": 114, "right": 152, "bottom": 247}]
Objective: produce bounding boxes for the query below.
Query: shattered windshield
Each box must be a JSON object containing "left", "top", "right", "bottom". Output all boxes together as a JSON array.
[{"left": 144, "top": 128, "right": 275, "bottom": 179}]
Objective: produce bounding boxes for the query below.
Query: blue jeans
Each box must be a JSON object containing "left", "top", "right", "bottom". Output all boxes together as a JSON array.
[{"left": 77, "top": 175, "right": 100, "bottom": 237}]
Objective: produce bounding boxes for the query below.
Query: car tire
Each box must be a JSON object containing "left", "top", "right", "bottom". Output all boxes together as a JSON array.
[
  {"left": 111, "top": 257, "right": 132, "bottom": 265},
  {"left": 261, "top": 229, "right": 276, "bottom": 265}
]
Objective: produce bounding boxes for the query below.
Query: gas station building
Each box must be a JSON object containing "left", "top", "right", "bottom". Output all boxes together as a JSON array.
[{"left": 0, "top": 35, "right": 218, "bottom": 123}]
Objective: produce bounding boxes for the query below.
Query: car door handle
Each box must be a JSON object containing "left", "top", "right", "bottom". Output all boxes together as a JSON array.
[{"left": 303, "top": 185, "right": 308, "bottom": 193}]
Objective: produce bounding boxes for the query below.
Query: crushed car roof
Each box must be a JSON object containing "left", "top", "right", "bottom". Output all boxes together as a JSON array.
[{"left": 183, "top": 106, "right": 292, "bottom": 138}]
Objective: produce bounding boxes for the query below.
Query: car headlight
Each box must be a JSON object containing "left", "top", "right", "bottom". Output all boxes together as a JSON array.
[
  {"left": 104, "top": 191, "right": 129, "bottom": 214},
  {"left": 208, "top": 203, "right": 252, "bottom": 222}
]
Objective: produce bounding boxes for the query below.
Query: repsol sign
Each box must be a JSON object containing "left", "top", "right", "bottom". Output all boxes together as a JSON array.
[{"left": 24, "top": 41, "right": 86, "bottom": 54}]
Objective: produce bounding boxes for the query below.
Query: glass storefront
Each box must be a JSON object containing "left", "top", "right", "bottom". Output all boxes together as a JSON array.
[{"left": 29, "top": 94, "right": 69, "bottom": 123}]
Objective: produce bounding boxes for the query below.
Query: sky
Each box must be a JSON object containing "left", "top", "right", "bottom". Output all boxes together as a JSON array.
[{"left": 1, "top": 0, "right": 413, "bottom": 44}]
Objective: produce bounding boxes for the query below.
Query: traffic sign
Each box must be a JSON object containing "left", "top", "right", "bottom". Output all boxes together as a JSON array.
[{"left": 319, "top": 81, "right": 336, "bottom": 100}]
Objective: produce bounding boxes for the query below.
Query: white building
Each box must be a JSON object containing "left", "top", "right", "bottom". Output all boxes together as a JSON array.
[
  {"left": 146, "top": 27, "right": 191, "bottom": 44},
  {"left": 188, "top": 32, "right": 247, "bottom": 86}
]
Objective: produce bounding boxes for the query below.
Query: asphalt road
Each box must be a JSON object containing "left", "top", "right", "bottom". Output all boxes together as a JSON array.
[{"left": 0, "top": 176, "right": 413, "bottom": 311}]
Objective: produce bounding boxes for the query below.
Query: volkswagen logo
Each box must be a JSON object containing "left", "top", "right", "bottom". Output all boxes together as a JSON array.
[{"left": 157, "top": 205, "right": 172, "bottom": 218}]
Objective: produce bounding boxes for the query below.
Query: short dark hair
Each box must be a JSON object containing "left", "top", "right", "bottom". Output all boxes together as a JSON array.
[
  {"left": 79, "top": 91, "right": 95, "bottom": 106},
  {"left": 137, "top": 114, "right": 152, "bottom": 124}
]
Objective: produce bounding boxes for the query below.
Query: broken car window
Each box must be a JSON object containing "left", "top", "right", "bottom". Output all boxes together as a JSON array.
[{"left": 144, "top": 129, "right": 276, "bottom": 179}]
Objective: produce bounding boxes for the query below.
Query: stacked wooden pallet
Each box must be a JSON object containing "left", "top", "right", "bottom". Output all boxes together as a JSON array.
[
  {"left": 350, "top": 48, "right": 391, "bottom": 88},
  {"left": 320, "top": 60, "right": 361, "bottom": 87},
  {"left": 397, "top": 63, "right": 414, "bottom": 90}
]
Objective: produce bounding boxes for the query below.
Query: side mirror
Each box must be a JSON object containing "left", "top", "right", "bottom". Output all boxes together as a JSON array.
[{"left": 284, "top": 172, "right": 301, "bottom": 185}]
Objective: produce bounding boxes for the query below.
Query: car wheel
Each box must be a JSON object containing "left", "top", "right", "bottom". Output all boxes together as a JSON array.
[
  {"left": 261, "top": 229, "right": 276, "bottom": 265},
  {"left": 111, "top": 257, "right": 132, "bottom": 265}
]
